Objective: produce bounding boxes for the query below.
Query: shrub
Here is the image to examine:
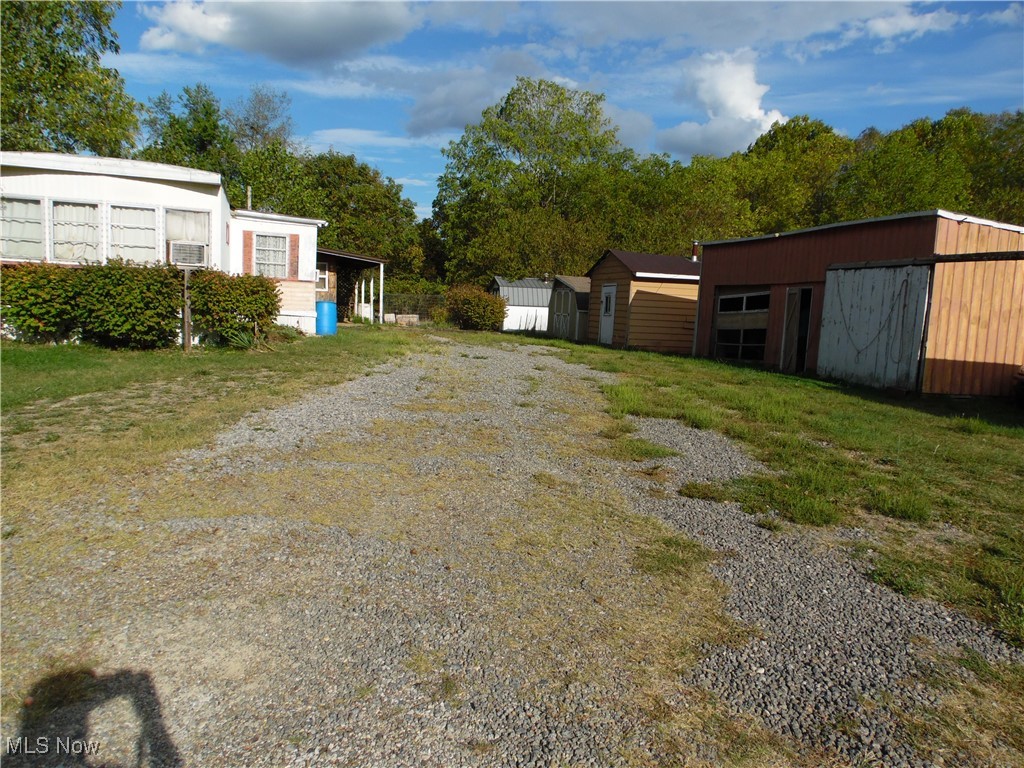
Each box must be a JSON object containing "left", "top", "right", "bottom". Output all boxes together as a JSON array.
[
  {"left": 445, "top": 284, "right": 506, "bottom": 331},
  {"left": 0, "top": 263, "right": 82, "bottom": 342},
  {"left": 76, "top": 261, "right": 183, "bottom": 349},
  {"left": 189, "top": 271, "right": 281, "bottom": 345}
]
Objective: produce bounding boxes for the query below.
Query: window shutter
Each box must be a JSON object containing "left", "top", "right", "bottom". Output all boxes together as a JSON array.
[
  {"left": 243, "top": 231, "right": 254, "bottom": 274},
  {"left": 288, "top": 234, "right": 299, "bottom": 280}
]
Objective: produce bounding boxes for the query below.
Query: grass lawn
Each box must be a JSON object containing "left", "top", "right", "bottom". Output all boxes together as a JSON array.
[
  {"left": 1, "top": 327, "right": 432, "bottom": 515},
  {"left": 2, "top": 327, "right": 1022, "bottom": 766},
  {"left": 503, "top": 335, "right": 1024, "bottom": 647}
]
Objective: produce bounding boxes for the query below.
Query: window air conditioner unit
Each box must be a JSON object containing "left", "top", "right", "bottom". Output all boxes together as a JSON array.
[{"left": 168, "top": 241, "right": 206, "bottom": 267}]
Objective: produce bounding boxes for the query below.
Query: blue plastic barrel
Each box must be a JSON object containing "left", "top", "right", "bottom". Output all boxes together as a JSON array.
[{"left": 316, "top": 301, "right": 338, "bottom": 335}]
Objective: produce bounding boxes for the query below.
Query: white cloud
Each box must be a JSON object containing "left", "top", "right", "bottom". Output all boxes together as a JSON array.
[
  {"left": 393, "top": 177, "right": 432, "bottom": 187},
  {"left": 140, "top": 1, "right": 424, "bottom": 67},
  {"left": 602, "top": 102, "right": 656, "bottom": 153},
  {"left": 306, "top": 127, "right": 455, "bottom": 154},
  {"left": 657, "top": 50, "right": 786, "bottom": 159},
  {"left": 864, "top": 6, "right": 962, "bottom": 40},
  {"left": 982, "top": 2, "right": 1024, "bottom": 26}
]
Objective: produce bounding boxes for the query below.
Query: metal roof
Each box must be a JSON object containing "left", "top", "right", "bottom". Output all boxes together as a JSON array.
[
  {"left": 586, "top": 249, "right": 701, "bottom": 280},
  {"left": 700, "top": 210, "right": 1024, "bottom": 247},
  {"left": 554, "top": 275, "right": 591, "bottom": 310},
  {"left": 318, "top": 247, "right": 387, "bottom": 266},
  {"left": 490, "top": 276, "right": 554, "bottom": 307}
]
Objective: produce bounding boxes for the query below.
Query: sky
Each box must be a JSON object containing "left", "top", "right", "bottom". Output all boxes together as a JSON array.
[{"left": 108, "top": 1, "right": 1024, "bottom": 220}]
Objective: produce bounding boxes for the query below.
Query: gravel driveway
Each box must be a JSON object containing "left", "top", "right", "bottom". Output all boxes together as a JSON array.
[{"left": 2, "top": 339, "right": 1019, "bottom": 768}]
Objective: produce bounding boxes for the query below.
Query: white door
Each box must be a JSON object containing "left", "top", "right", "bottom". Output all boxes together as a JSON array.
[{"left": 599, "top": 284, "right": 616, "bottom": 345}]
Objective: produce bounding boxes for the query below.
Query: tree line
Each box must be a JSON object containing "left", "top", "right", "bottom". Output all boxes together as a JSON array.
[{"left": 3, "top": 2, "right": 1021, "bottom": 291}]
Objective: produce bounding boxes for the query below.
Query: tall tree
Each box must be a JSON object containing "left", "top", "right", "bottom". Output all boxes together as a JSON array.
[
  {"left": 1, "top": 0, "right": 138, "bottom": 156},
  {"left": 434, "top": 77, "right": 634, "bottom": 283},
  {"left": 137, "top": 84, "right": 244, "bottom": 205},
  {"left": 737, "top": 116, "right": 855, "bottom": 233},
  {"left": 226, "top": 85, "right": 296, "bottom": 153},
  {"left": 305, "top": 151, "right": 423, "bottom": 277}
]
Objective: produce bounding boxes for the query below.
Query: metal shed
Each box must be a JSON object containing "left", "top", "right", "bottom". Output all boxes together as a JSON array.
[
  {"left": 490, "top": 276, "right": 553, "bottom": 332},
  {"left": 696, "top": 210, "right": 1024, "bottom": 382},
  {"left": 548, "top": 275, "right": 590, "bottom": 343},
  {"left": 819, "top": 253, "right": 1024, "bottom": 396}
]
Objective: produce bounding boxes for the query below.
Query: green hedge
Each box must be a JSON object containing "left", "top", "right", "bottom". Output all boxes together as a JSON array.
[
  {"left": 189, "top": 271, "right": 281, "bottom": 345},
  {"left": 444, "top": 284, "right": 507, "bottom": 331},
  {"left": 76, "top": 261, "right": 183, "bottom": 349},
  {"left": 1, "top": 262, "right": 281, "bottom": 349},
  {"left": 0, "top": 262, "right": 82, "bottom": 343}
]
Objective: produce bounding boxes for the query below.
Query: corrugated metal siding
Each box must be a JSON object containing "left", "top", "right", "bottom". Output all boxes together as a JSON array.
[
  {"left": 923, "top": 258, "right": 1024, "bottom": 396},
  {"left": 494, "top": 278, "right": 553, "bottom": 308},
  {"left": 696, "top": 217, "right": 938, "bottom": 359},
  {"left": 627, "top": 282, "right": 699, "bottom": 353},
  {"left": 588, "top": 257, "right": 633, "bottom": 347},
  {"left": 818, "top": 265, "right": 931, "bottom": 391}
]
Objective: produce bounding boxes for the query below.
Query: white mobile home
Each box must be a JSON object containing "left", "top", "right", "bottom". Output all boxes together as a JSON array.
[{"left": 0, "top": 152, "right": 328, "bottom": 333}]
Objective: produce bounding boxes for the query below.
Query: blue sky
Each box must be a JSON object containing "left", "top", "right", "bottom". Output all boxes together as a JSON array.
[{"left": 109, "top": 1, "right": 1024, "bottom": 220}]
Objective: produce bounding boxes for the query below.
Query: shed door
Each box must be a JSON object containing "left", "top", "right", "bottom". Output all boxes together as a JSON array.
[{"left": 599, "top": 284, "right": 616, "bottom": 345}]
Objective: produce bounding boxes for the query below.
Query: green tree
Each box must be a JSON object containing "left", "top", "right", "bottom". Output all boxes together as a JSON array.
[
  {"left": 831, "top": 112, "right": 980, "bottom": 220},
  {"left": 0, "top": 0, "right": 138, "bottom": 156},
  {"left": 434, "top": 77, "right": 634, "bottom": 284},
  {"left": 305, "top": 151, "right": 423, "bottom": 277},
  {"left": 137, "top": 84, "right": 244, "bottom": 205},
  {"left": 226, "top": 85, "right": 296, "bottom": 153},
  {"left": 737, "top": 116, "right": 855, "bottom": 233},
  {"left": 239, "top": 139, "right": 323, "bottom": 217}
]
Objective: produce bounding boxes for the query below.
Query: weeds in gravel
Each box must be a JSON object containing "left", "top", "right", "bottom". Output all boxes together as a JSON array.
[
  {"left": 525, "top": 338, "right": 1024, "bottom": 646},
  {"left": 606, "top": 437, "right": 679, "bottom": 462}
]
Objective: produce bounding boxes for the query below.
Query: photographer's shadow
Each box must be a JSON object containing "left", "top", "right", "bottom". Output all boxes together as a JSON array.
[{"left": 7, "top": 667, "right": 182, "bottom": 767}]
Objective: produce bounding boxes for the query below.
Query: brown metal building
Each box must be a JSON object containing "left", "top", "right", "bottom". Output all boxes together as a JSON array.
[
  {"left": 586, "top": 249, "right": 700, "bottom": 353},
  {"left": 695, "top": 210, "right": 1024, "bottom": 396}
]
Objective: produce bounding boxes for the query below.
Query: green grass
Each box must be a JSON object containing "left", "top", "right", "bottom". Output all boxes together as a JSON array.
[
  {"left": 606, "top": 436, "right": 678, "bottom": 462},
  {"left": 522, "top": 339, "right": 1024, "bottom": 645}
]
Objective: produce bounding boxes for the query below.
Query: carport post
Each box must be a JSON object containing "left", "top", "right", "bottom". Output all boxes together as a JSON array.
[{"left": 378, "top": 263, "right": 384, "bottom": 323}]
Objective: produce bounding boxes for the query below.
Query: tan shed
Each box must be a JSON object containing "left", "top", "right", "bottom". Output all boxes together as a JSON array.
[{"left": 585, "top": 249, "right": 700, "bottom": 354}]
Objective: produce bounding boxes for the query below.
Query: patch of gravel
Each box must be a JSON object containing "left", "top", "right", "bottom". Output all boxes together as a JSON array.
[
  {"left": 3, "top": 341, "right": 1021, "bottom": 768},
  {"left": 619, "top": 418, "right": 1022, "bottom": 768}
]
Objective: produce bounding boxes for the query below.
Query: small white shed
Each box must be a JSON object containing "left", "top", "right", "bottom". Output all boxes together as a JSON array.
[{"left": 490, "top": 276, "right": 553, "bottom": 332}]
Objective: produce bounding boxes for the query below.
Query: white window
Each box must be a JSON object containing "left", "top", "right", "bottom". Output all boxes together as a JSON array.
[
  {"left": 255, "top": 234, "right": 288, "bottom": 278},
  {"left": 166, "top": 209, "right": 210, "bottom": 244},
  {"left": 111, "top": 206, "right": 158, "bottom": 264},
  {"left": 316, "top": 261, "right": 329, "bottom": 291},
  {"left": 52, "top": 201, "right": 100, "bottom": 263},
  {"left": 1, "top": 197, "right": 44, "bottom": 260}
]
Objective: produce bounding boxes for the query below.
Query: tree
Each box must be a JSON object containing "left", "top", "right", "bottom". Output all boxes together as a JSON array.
[
  {"left": 830, "top": 112, "right": 980, "bottom": 221},
  {"left": 737, "top": 116, "right": 855, "bottom": 233},
  {"left": 434, "top": 77, "right": 634, "bottom": 283},
  {"left": 226, "top": 85, "right": 296, "bottom": 153},
  {"left": 1, "top": 0, "right": 138, "bottom": 156},
  {"left": 137, "top": 84, "right": 244, "bottom": 206},
  {"left": 305, "top": 151, "right": 424, "bottom": 278}
]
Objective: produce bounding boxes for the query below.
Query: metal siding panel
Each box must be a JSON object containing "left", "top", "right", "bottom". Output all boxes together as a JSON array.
[
  {"left": 924, "top": 259, "right": 1024, "bottom": 395},
  {"left": 818, "top": 265, "right": 929, "bottom": 390}
]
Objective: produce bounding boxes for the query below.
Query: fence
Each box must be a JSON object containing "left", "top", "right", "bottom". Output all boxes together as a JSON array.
[{"left": 383, "top": 293, "right": 444, "bottom": 324}]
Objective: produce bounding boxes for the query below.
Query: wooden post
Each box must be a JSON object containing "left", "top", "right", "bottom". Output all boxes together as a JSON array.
[{"left": 182, "top": 267, "right": 193, "bottom": 353}]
